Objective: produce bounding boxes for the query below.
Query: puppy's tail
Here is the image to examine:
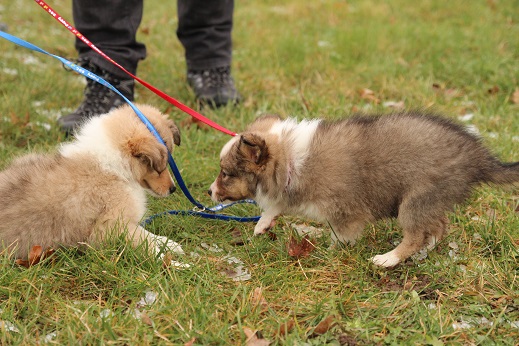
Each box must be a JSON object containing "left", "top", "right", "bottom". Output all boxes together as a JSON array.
[{"left": 484, "top": 161, "right": 519, "bottom": 185}]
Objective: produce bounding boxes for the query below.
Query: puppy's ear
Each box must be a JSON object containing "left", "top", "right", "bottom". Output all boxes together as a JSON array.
[
  {"left": 128, "top": 137, "right": 169, "bottom": 172},
  {"left": 239, "top": 133, "right": 269, "bottom": 165},
  {"left": 247, "top": 114, "right": 282, "bottom": 132},
  {"left": 167, "top": 119, "right": 181, "bottom": 146}
]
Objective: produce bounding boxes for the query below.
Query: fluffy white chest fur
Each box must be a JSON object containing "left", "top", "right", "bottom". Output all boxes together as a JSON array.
[{"left": 59, "top": 115, "right": 147, "bottom": 215}]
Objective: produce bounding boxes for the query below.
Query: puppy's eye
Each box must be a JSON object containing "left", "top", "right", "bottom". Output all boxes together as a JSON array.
[{"left": 221, "top": 170, "right": 235, "bottom": 179}]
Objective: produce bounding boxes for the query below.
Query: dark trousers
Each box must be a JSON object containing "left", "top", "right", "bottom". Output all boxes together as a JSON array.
[{"left": 73, "top": 0, "right": 234, "bottom": 78}]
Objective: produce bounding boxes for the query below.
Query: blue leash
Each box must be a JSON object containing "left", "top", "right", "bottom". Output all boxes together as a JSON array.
[{"left": 0, "top": 30, "right": 260, "bottom": 223}]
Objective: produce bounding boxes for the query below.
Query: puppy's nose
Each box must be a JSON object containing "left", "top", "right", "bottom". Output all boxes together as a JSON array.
[
  {"left": 169, "top": 185, "right": 176, "bottom": 194},
  {"left": 207, "top": 189, "right": 212, "bottom": 196}
]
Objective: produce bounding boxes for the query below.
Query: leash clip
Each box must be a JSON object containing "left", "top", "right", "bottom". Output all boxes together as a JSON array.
[{"left": 192, "top": 206, "right": 207, "bottom": 213}]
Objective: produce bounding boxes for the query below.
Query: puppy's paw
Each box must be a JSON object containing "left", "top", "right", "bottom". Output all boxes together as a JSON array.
[
  {"left": 425, "top": 235, "right": 439, "bottom": 250},
  {"left": 371, "top": 251, "right": 401, "bottom": 268},
  {"left": 153, "top": 235, "right": 185, "bottom": 255},
  {"left": 253, "top": 218, "right": 276, "bottom": 235}
]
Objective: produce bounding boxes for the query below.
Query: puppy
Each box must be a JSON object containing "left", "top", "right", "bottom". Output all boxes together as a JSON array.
[
  {"left": 0, "top": 104, "right": 184, "bottom": 260},
  {"left": 209, "top": 111, "right": 519, "bottom": 267}
]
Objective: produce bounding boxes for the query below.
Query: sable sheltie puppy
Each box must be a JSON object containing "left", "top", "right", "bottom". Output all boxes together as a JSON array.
[
  {"left": 0, "top": 104, "right": 184, "bottom": 260},
  {"left": 209, "top": 111, "right": 519, "bottom": 267}
]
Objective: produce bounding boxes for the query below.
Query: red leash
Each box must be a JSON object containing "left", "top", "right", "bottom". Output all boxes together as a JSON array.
[{"left": 33, "top": 0, "right": 237, "bottom": 137}]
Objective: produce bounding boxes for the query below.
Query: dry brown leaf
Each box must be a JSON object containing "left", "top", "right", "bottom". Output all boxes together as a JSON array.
[
  {"left": 15, "top": 246, "right": 55, "bottom": 268},
  {"left": 431, "top": 84, "right": 462, "bottom": 99},
  {"left": 287, "top": 235, "right": 315, "bottom": 258},
  {"left": 8, "top": 111, "right": 30, "bottom": 127},
  {"left": 15, "top": 259, "right": 29, "bottom": 267},
  {"left": 444, "top": 88, "right": 462, "bottom": 99},
  {"left": 184, "top": 337, "right": 196, "bottom": 346},
  {"left": 162, "top": 252, "right": 174, "bottom": 269},
  {"left": 488, "top": 85, "right": 499, "bottom": 95},
  {"left": 28, "top": 245, "right": 43, "bottom": 265},
  {"left": 277, "top": 319, "right": 295, "bottom": 336},
  {"left": 140, "top": 312, "right": 153, "bottom": 326},
  {"left": 250, "top": 287, "right": 269, "bottom": 312},
  {"left": 243, "top": 327, "right": 271, "bottom": 346},
  {"left": 312, "top": 315, "right": 336, "bottom": 336},
  {"left": 230, "top": 228, "right": 245, "bottom": 246},
  {"left": 511, "top": 88, "right": 519, "bottom": 104},
  {"left": 338, "top": 333, "right": 358, "bottom": 345},
  {"left": 359, "top": 88, "right": 379, "bottom": 103}
]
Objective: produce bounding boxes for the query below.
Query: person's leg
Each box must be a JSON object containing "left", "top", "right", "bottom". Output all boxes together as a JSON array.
[
  {"left": 177, "top": 0, "right": 240, "bottom": 107},
  {"left": 74, "top": 0, "right": 146, "bottom": 77},
  {"left": 58, "top": 0, "right": 146, "bottom": 133}
]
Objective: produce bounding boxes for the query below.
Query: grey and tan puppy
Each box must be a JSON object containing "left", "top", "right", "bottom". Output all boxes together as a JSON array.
[{"left": 209, "top": 111, "right": 519, "bottom": 267}]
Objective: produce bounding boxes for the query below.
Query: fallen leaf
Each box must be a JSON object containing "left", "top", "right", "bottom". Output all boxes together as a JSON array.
[
  {"left": 403, "top": 280, "right": 413, "bottom": 290},
  {"left": 140, "top": 312, "right": 153, "bottom": 326},
  {"left": 444, "top": 88, "right": 462, "bottom": 99},
  {"left": 28, "top": 245, "right": 43, "bottom": 265},
  {"left": 292, "top": 223, "right": 326, "bottom": 237},
  {"left": 0, "top": 320, "right": 19, "bottom": 333},
  {"left": 311, "top": 315, "right": 336, "bottom": 336},
  {"left": 359, "top": 88, "right": 379, "bottom": 103},
  {"left": 488, "top": 85, "right": 499, "bottom": 95},
  {"left": 8, "top": 111, "right": 30, "bottom": 127},
  {"left": 287, "top": 235, "right": 315, "bottom": 258},
  {"left": 162, "top": 252, "right": 174, "bottom": 268},
  {"left": 221, "top": 265, "right": 251, "bottom": 282},
  {"left": 230, "top": 228, "right": 245, "bottom": 246},
  {"left": 14, "top": 260, "right": 29, "bottom": 268},
  {"left": 15, "top": 246, "right": 55, "bottom": 268},
  {"left": 184, "top": 337, "right": 196, "bottom": 346},
  {"left": 338, "top": 333, "right": 358, "bottom": 345},
  {"left": 511, "top": 88, "right": 519, "bottom": 104},
  {"left": 250, "top": 287, "right": 269, "bottom": 312},
  {"left": 243, "top": 327, "right": 270, "bottom": 346},
  {"left": 431, "top": 84, "right": 462, "bottom": 99},
  {"left": 277, "top": 319, "right": 295, "bottom": 336}
]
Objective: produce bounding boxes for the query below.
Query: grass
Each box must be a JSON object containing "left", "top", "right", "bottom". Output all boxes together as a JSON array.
[{"left": 0, "top": 0, "right": 519, "bottom": 344}]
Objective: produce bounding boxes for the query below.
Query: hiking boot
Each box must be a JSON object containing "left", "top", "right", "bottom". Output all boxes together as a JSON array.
[
  {"left": 187, "top": 66, "right": 241, "bottom": 108},
  {"left": 58, "top": 58, "right": 134, "bottom": 133}
]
